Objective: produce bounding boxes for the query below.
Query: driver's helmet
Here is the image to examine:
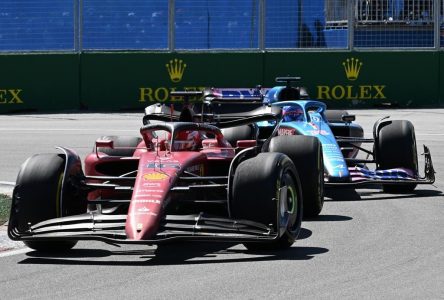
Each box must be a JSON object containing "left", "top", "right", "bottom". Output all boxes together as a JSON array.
[
  {"left": 173, "top": 130, "right": 201, "bottom": 151},
  {"left": 282, "top": 106, "right": 304, "bottom": 122}
]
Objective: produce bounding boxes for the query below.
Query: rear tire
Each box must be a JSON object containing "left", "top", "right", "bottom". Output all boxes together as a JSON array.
[
  {"left": 231, "top": 153, "right": 302, "bottom": 250},
  {"left": 96, "top": 136, "right": 142, "bottom": 157},
  {"left": 376, "top": 120, "right": 418, "bottom": 193},
  {"left": 10, "top": 154, "right": 79, "bottom": 252},
  {"left": 268, "top": 136, "right": 324, "bottom": 217}
]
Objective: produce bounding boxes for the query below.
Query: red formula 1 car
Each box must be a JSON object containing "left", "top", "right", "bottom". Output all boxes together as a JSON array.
[{"left": 8, "top": 107, "right": 322, "bottom": 252}]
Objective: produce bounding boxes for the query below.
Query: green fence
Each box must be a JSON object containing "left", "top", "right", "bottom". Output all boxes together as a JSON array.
[{"left": 0, "top": 51, "right": 442, "bottom": 113}]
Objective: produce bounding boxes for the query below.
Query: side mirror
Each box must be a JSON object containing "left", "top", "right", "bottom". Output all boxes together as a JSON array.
[
  {"left": 95, "top": 139, "right": 114, "bottom": 149},
  {"left": 95, "top": 139, "right": 114, "bottom": 158},
  {"left": 342, "top": 115, "right": 356, "bottom": 123},
  {"left": 236, "top": 140, "right": 257, "bottom": 148}
]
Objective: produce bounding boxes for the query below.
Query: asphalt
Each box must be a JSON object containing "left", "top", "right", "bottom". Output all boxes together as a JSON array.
[{"left": 0, "top": 110, "right": 442, "bottom": 299}]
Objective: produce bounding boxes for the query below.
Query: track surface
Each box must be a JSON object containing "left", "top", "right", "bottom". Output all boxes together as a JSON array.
[{"left": 0, "top": 109, "right": 443, "bottom": 299}]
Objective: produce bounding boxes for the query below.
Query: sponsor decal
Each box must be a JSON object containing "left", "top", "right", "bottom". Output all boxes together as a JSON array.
[
  {"left": 138, "top": 87, "right": 265, "bottom": 104},
  {"left": 308, "top": 130, "right": 330, "bottom": 136},
  {"left": 278, "top": 127, "right": 296, "bottom": 136},
  {"left": 166, "top": 58, "right": 186, "bottom": 83},
  {"left": 132, "top": 210, "right": 157, "bottom": 216},
  {"left": 311, "top": 115, "right": 321, "bottom": 122},
  {"left": 211, "top": 88, "right": 266, "bottom": 99},
  {"left": 146, "top": 162, "right": 180, "bottom": 169},
  {"left": 139, "top": 57, "right": 203, "bottom": 103},
  {"left": 343, "top": 57, "right": 362, "bottom": 81},
  {"left": 143, "top": 172, "right": 169, "bottom": 181},
  {"left": 0, "top": 89, "right": 24, "bottom": 104},
  {"left": 316, "top": 58, "right": 386, "bottom": 101},
  {"left": 138, "top": 207, "right": 150, "bottom": 212},
  {"left": 139, "top": 86, "right": 206, "bottom": 103},
  {"left": 138, "top": 57, "right": 265, "bottom": 103},
  {"left": 136, "top": 189, "right": 164, "bottom": 193},
  {"left": 158, "top": 156, "right": 177, "bottom": 161},
  {"left": 143, "top": 182, "right": 161, "bottom": 187},
  {"left": 135, "top": 194, "right": 162, "bottom": 198},
  {"left": 134, "top": 199, "right": 161, "bottom": 204}
]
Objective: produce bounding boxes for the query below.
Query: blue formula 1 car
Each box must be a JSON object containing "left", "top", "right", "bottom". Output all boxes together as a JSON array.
[{"left": 201, "top": 77, "right": 435, "bottom": 195}]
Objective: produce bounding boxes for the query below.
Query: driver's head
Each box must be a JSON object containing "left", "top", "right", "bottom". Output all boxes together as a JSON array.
[
  {"left": 282, "top": 106, "right": 304, "bottom": 122},
  {"left": 174, "top": 130, "right": 201, "bottom": 151}
]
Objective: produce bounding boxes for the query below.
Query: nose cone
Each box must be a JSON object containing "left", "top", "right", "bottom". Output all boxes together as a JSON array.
[{"left": 126, "top": 213, "right": 160, "bottom": 240}]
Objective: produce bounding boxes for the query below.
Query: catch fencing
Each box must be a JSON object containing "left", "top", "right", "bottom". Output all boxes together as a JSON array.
[{"left": 1, "top": 0, "right": 444, "bottom": 51}]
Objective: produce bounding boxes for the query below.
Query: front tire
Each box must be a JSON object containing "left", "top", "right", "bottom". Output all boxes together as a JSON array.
[
  {"left": 268, "top": 136, "right": 324, "bottom": 217},
  {"left": 376, "top": 120, "right": 418, "bottom": 193},
  {"left": 231, "top": 153, "right": 303, "bottom": 250},
  {"left": 9, "top": 154, "right": 79, "bottom": 251}
]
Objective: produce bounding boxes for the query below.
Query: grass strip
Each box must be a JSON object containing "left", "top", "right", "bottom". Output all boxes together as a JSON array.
[{"left": 0, "top": 194, "right": 11, "bottom": 225}]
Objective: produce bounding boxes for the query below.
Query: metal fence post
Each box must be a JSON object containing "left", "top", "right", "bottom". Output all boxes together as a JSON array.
[
  {"left": 348, "top": 0, "right": 355, "bottom": 50},
  {"left": 259, "top": 0, "right": 265, "bottom": 51},
  {"left": 434, "top": 0, "right": 441, "bottom": 49},
  {"left": 169, "top": 0, "right": 175, "bottom": 51},
  {"left": 74, "top": 0, "right": 82, "bottom": 52}
]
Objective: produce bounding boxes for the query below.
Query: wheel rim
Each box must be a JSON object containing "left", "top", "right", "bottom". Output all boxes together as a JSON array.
[{"left": 279, "top": 172, "right": 297, "bottom": 231}]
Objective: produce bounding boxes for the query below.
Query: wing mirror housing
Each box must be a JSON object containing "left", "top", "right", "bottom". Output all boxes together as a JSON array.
[
  {"left": 342, "top": 115, "right": 356, "bottom": 123},
  {"left": 95, "top": 139, "right": 114, "bottom": 149}
]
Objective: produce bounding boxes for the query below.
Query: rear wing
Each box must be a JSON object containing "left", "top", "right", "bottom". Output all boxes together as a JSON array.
[{"left": 143, "top": 89, "right": 282, "bottom": 127}]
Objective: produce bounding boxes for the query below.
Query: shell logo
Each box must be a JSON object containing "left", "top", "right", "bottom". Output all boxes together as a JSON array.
[{"left": 143, "top": 172, "right": 168, "bottom": 181}]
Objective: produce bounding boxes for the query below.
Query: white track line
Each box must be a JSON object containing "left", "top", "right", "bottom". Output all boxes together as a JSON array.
[
  {"left": 0, "top": 128, "right": 136, "bottom": 132},
  {"left": 0, "top": 247, "right": 29, "bottom": 258}
]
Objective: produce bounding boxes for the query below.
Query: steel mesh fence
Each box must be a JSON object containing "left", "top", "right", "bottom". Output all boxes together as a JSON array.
[
  {"left": 82, "top": 0, "right": 168, "bottom": 50},
  {"left": 0, "top": 1, "right": 75, "bottom": 51},
  {"left": 175, "top": 0, "right": 259, "bottom": 49},
  {"left": 0, "top": 0, "right": 444, "bottom": 52},
  {"left": 353, "top": 0, "right": 434, "bottom": 48}
]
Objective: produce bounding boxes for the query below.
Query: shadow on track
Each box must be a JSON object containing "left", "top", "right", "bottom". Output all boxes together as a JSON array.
[
  {"left": 303, "top": 214, "right": 353, "bottom": 222},
  {"left": 19, "top": 228, "right": 329, "bottom": 266},
  {"left": 325, "top": 188, "right": 442, "bottom": 202}
]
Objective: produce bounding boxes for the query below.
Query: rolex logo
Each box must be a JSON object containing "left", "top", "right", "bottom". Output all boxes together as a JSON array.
[
  {"left": 166, "top": 59, "right": 187, "bottom": 83},
  {"left": 342, "top": 58, "right": 363, "bottom": 81}
]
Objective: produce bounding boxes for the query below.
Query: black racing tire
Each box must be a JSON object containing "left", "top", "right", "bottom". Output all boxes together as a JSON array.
[
  {"left": 376, "top": 120, "right": 418, "bottom": 193},
  {"left": 268, "top": 135, "right": 324, "bottom": 218},
  {"left": 231, "top": 153, "right": 303, "bottom": 250},
  {"left": 96, "top": 136, "right": 142, "bottom": 157},
  {"left": 11, "top": 154, "right": 78, "bottom": 251},
  {"left": 325, "top": 110, "right": 349, "bottom": 123}
]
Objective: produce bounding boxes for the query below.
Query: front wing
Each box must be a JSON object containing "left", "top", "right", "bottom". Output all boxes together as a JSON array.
[
  {"left": 8, "top": 212, "right": 281, "bottom": 245},
  {"left": 325, "top": 145, "right": 435, "bottom": 187}
]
